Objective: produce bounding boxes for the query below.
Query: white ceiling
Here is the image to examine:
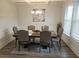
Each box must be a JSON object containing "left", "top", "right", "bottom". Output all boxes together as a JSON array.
[{"left": 10, "top": 0, "right": 66, "bottom": 3}]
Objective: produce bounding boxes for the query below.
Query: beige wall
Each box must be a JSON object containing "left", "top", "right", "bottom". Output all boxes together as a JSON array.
[
  {"left": 0, "top": 0, "right": 64, "bottom": 49},
  {"left": 16, "top": 2, "right": 64, "bottom": 32},
  {"left": 0, "top": 0, "right": 18, "bottom": 49}
]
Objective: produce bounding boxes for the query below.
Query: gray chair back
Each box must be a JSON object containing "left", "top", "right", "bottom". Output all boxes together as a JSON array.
[
  {"left": 13, "top": 26, "right": 18, "bottom": 34},
  {"left": 57, "top": 27, "right": 63, "bottom": 39},
  {"left": 17, "top": 30, "right": 29, "bottom": 41},
  {"left": 57, "top": 22, "right": 62, "bottom": 34},
  {"left": 41, "top": 25, "right": 49, "bottom": 31},
  {"left": 28, "top": 25, "right": 35, "bottom": 31},
  {"left": 40, "top": 31, "right": 51, "bottom": 46}
]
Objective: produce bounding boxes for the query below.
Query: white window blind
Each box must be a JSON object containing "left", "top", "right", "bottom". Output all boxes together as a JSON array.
[
  {"left": 64, "top": 6, "right": 73, "bottom": 35},
  {"left": 71, "top": 2, "right": 79, "bottom": 40},
  {"left": 64, "top": 0, "right": 79, "bottom": 40}
]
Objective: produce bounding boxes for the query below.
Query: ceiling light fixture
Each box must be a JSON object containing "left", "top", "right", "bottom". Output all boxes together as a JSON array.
[{"left": 24, "top": 0, "right": 49, "bottom": 4}]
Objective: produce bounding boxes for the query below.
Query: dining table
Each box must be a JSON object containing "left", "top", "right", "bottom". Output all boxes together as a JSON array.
[
  {"left": 13, "top": 30, "right": 57, "bottom": 48},
  {"left": 29, "top": 30, "right": 57, "bottom": 38}
]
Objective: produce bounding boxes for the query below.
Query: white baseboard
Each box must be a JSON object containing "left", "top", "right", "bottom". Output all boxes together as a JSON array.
[{"left": 0, "top": 39, "right": 14, "bottom": 49}]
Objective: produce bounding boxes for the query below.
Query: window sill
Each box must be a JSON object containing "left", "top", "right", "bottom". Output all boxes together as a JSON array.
[{"left": 63, "top": 33, "right": 79, "bottom": 43}]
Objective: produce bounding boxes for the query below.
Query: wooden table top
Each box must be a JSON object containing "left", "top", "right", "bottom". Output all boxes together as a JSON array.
[{"left": 29, "top": 31, "right": 57, "bottom": 38}]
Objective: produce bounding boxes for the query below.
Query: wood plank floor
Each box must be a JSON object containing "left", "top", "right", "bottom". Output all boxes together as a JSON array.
[{"left": 0, "top": 40, "right": 78, "bottom": 58}]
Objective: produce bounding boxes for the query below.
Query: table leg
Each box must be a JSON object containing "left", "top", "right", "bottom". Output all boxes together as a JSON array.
[{"left": 32, "top": 37, "right": 35, "bottom": 42}]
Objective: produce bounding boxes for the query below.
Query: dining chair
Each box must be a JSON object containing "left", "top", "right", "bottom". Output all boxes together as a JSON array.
[
  {"left": 28, "top": 25, "right": 35, "bottom": 31},
  {"left": 39, "top": 31, "right": 51, "bottom": 53},
  {"left": 17, "top": 30, "right": 30, "bottom": 51},
  {"left": 13, "top": 26, "right": 18, "bottom": 47},
  {"left": 41, "top": 25, "right": 49, "bottom": 31},
  {"left": 52, "top": 23, "right": 63, "bottom": 50},
  {"left": 28, "top": 25, "right": 36, "bottom": 42},
  {"left": 57, "top": 26, "right": 63, "bottom": 49}
]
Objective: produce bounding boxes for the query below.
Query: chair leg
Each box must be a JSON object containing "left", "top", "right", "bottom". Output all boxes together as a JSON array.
[
  {"left": 33, "top": 38, "right": 35, "bottom": 42},
  {"left": 56, "top": 41, "right": 60, "bottom": 50},
  {"left": 59, "top": 38, "right": 61, "bottom": 49},
  {"left": 57, "top": 41, "right": 59, "bottom": 47},
  {"left": 59, "top": 41, "right": 61, "bottom": 50},
  {"left": 51, "top": 39, "right": 53, "bottom": 47},
  {"left": 39, "top": 46, "right": 41, "bottom": 53},
  {"left": 15, "top": 39, "right": 17, "bottom": 47},
  {"left": 57, "top": 41, "right": 61, "bottom": 51},
  {"left": 18, "top": 42, "right": 20, "bottom": 51},
  {"left": 49, "top": 47, "right": 51, "bottom": 53}
]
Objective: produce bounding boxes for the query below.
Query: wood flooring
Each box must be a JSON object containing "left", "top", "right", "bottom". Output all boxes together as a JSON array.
[{"left": 0, "top": 40, "right": 78, "bottom": 58}]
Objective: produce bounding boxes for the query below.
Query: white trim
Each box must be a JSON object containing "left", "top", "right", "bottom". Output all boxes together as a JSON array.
[
  {"left": 63, "top": 32, "right": 70, "bottom": 36},
  {"left": 0, "top": 39, "right": 14, "bottom": 49}
]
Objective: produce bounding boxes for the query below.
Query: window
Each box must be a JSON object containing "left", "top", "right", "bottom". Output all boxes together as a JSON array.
[
  {"left": 71, "top": 4, "right": 79, "bottom": 40},
  {"left": 64, "top": 6, "right": 73, "bottom": 35},
  {"left": 64, "top": 0, "right": 79, "bottom": 40}
]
